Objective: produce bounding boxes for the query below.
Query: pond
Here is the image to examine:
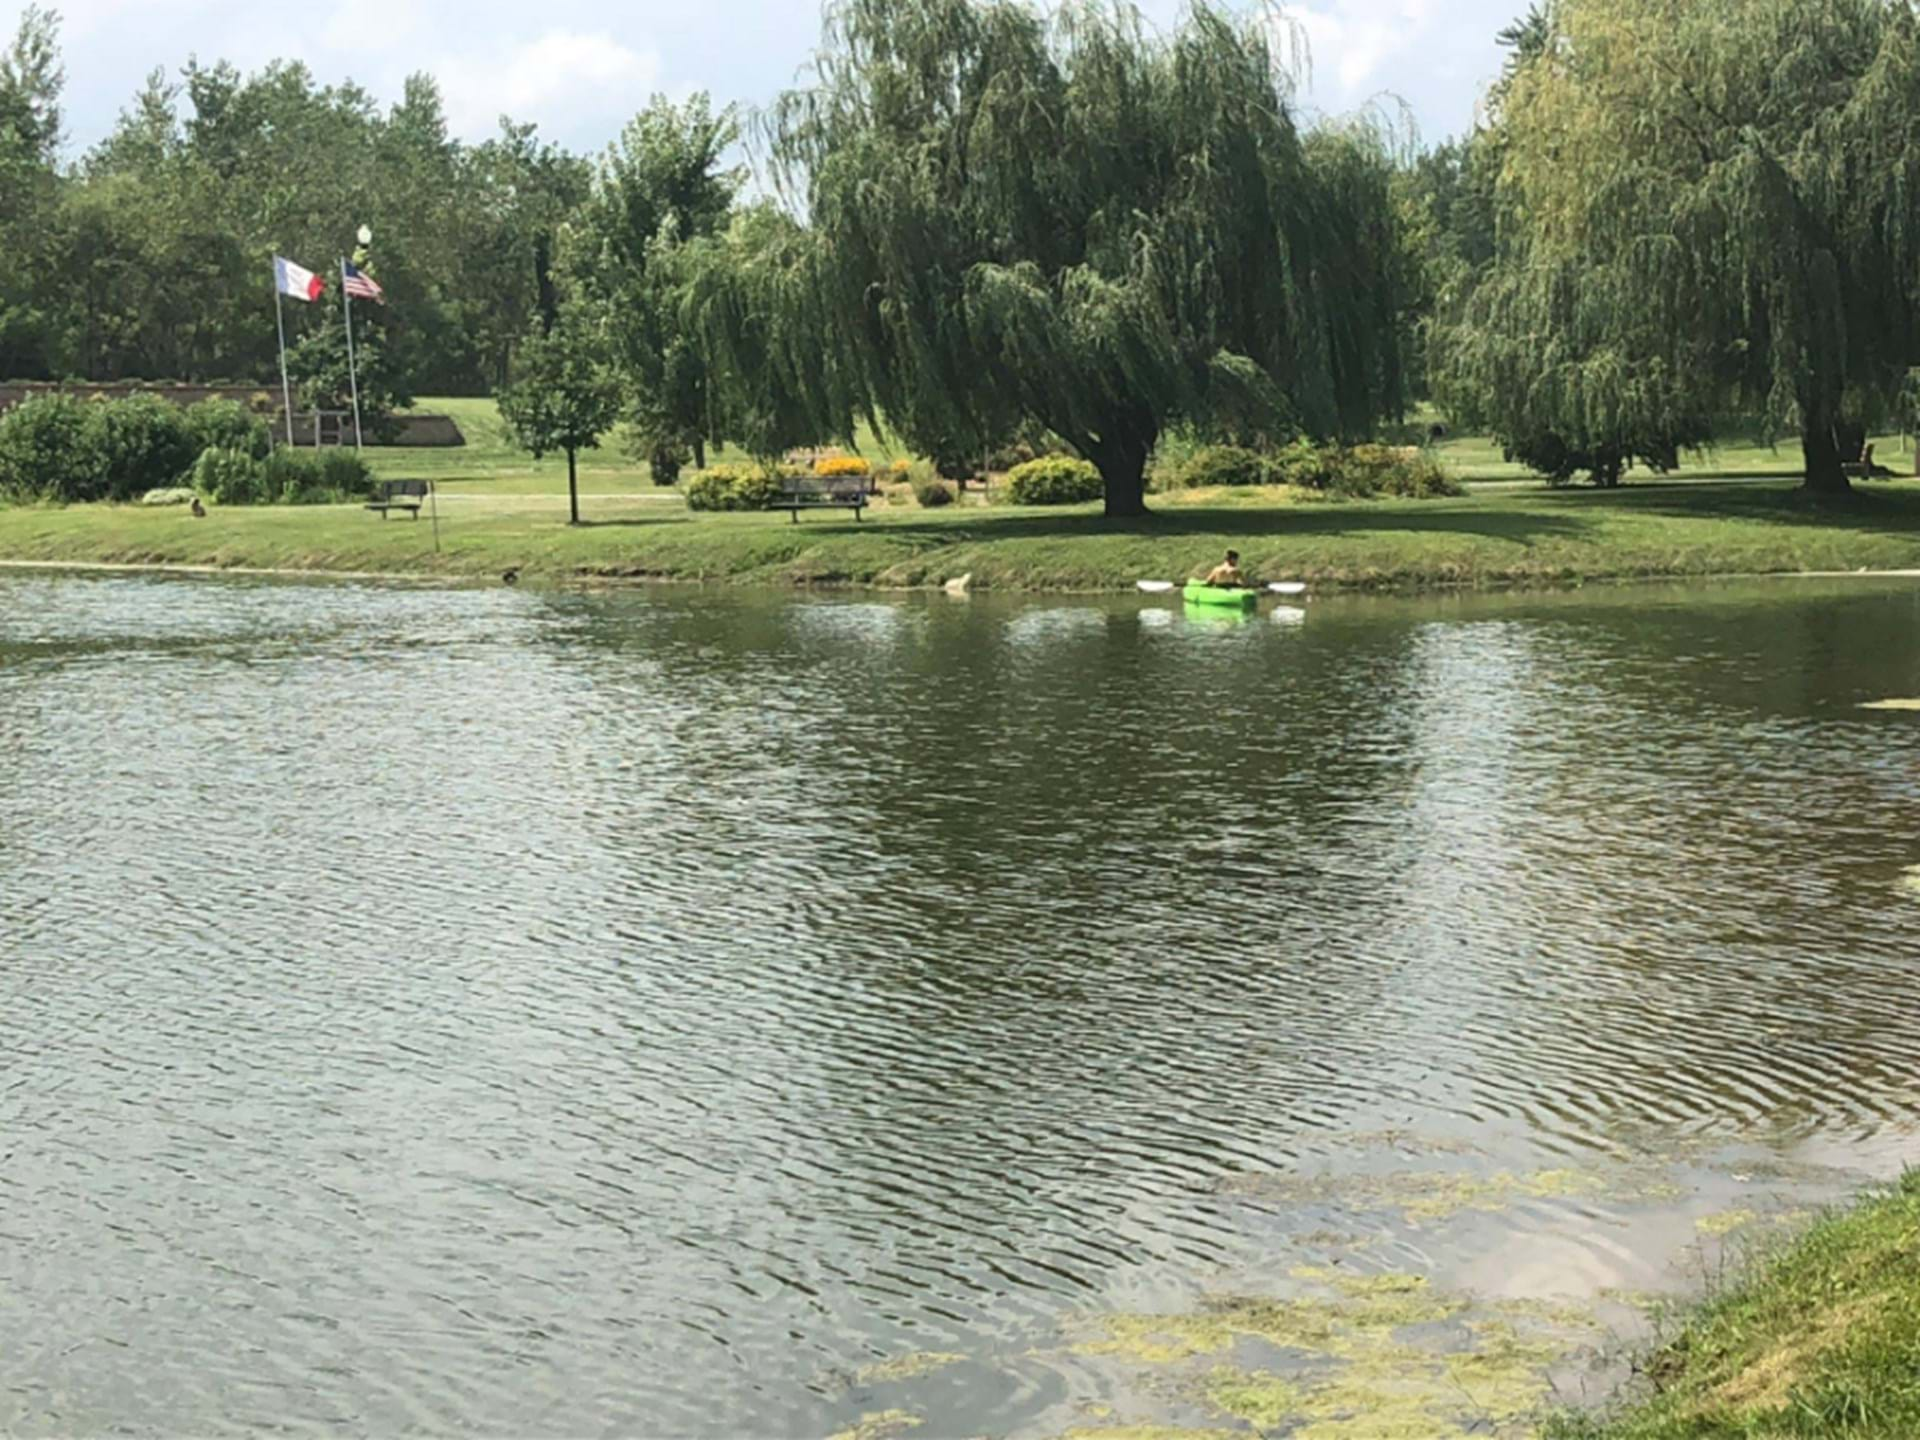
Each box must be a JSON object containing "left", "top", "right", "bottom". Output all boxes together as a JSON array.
[{"left": 4, "top": 571, "right": 1920, "bottom": 1438}]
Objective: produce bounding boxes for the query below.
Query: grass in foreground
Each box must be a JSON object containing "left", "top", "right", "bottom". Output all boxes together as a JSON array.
[
  {"left": 6, "top": 479, "right": 1920, "bottom": 591},
  {"left": 1551, "top": 1171, "right": 1920, "bottom": 1439}
]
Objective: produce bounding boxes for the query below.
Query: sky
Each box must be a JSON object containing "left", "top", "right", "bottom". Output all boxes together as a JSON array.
[{"left": 23, "top": 0, "right": 1519, "bottom": 162}]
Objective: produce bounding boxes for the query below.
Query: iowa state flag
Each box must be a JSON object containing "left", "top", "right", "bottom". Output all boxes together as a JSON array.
[{"left": 274, "top": 256, "right": 324, "bottom": 302}]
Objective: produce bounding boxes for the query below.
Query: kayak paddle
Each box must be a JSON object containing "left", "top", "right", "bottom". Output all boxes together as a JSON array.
[{"left": 1136, "top": 579, "right": 1308, "bottom": 596}]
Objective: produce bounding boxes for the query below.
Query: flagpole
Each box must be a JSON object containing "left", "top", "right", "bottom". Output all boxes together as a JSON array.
[
  {"left": 274, "top": 279, "right": 295, "bottom": 448},
  {"left": 341, "top": 257, "right": 364, "bottom": 451}
]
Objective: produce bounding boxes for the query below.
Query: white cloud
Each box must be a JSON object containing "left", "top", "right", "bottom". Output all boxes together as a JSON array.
[
  {"left": 439, "top": 29, "right": 662, "bottom": 139},
  {"left": 1276, "top": 0, "right": 1440, "bottom": 108}
]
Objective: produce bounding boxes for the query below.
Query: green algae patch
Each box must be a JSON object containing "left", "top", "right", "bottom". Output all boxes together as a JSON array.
[
  {"left": 1076, "top": 1265, "right": 1606, "bottom": 1440},
  {"left": 1695, "top": 1208, "right": 1760, "bottom": 1238},
  {"left": 1290, "top": 1267, "right": 1432, "bottom": 1301},
  {"left": 851, "top": 1351, "right": 965, "bottom": 1385},
  {"left": 1219, "top": 1164, "right": 1613, "bottom": 1224},
  {"left": 827, "top": 1410, "right": 923, "bottom": 1440},
  {"left": 1077, "top": 1281, "right": 1467, "bottom": 1367},
  {"left": 1205, "top": 1367, "right": 1306, "bottom": 1427},
  {"left": 1326, "top": 1128, "right": 1486, "bottom": 1158}
]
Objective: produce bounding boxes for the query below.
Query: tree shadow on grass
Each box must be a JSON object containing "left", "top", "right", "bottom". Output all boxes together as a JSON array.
[
  {"left": 825, "top": 502, "right": 1597, "bottom": 548},
  {"left": 1537, "top": 480, "right": 1920, "bottom": 532},
  {"left": 567, "top": 514, "right": 697, "bottom": 529}
]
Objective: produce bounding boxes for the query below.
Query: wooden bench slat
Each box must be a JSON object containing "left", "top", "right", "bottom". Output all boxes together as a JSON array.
[{"left": 366, "top": 480, "right": 432, "bottom": 519}]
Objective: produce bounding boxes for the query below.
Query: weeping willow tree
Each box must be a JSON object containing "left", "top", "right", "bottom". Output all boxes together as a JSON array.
[
  {"left": 1444, "top": 0, "right": 1920, "bottom": 493},
  {"left": 688, "top": 0, "right": 1407, "bottom": 517}
]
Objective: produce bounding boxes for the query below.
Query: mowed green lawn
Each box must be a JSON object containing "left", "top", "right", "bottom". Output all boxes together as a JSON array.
[
  {"left": 8, "top": 397, "right": 1920, "bottom": 590},
  {"left": 380, "top": 396, "right": 1918, "bottom": 491},
  {"left": 8, "top": 476, "right": 1920, "bottom": 591},
  {"left": 373, "top": 397, "right": 912, "bottom": 497}
]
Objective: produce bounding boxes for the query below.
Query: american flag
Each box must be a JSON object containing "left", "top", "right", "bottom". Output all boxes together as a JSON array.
[{"left": 342, "top": 261, "right": 385, "bottom": 303}]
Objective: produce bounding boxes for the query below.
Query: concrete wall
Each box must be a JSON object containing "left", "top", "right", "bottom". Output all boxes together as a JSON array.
[{"left": 0, "top": 382, "right": 466, "bottom": 448}]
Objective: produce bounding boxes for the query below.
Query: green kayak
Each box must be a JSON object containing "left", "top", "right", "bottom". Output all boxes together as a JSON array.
[{"left": 1183, "top": 581, "right": 1259, "bottom": 610}]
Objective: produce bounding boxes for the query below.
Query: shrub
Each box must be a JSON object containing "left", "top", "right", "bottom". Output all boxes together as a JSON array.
[
  {"left": 1326, "top": 444, "right": 1464, "bottom": 499},
  {"left": 140, "top": 487, "right": 199, "bottom": 506},
  {"left": 1269, "top": 437, "right": 1339, "bottom": 489},
  {"left": 913, "top": 477, "right": 955, "bottom": 507},
  {"left": 1005, "top": 455, "right": 1103, "bottom": 505},
  {"left": 261, "top": 448, "right": 324, "bottom": 503},
  {"left": 815, "top": 453, "right": 873, "bottom": 478},
  {"left": 0, "top": 394, "right": 107, "bottom": 502},
  {"left": 184, "top": 398, "right": 271, "bottom": 461},
  {"left": 1167, "top": 444, "right": 1275, "bottom": 489},
  {"left": 192, "top": 447, "right": 269, "bottom": 505},
  {"left": 890, "top": 459, "right": 912, "bottom": 476},
  {"left": 1368, "top": 451, "right": 1462, "bottom": 499},
  {"left": 317, "top": 450, "right": 375, "bottom": 500},
  {"left": 91, "top": 394, "right": 200, "bottom": 501},
  {"left": 650, "top": 441, "right": 688, "bottom": 485},
  {"left": 734, "top": 468, "right": 784, "bottom": 509},
  {"left": 685, "top": 464, "right": 781, "bottom": 511}
]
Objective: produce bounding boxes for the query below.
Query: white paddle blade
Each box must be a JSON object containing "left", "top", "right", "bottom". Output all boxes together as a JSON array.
[
  {"left": 1268, "top": 582, "right": 1307, "bottom": 596},
  {"left": 1136, "top": 580, "right": 1177, "bottom": 594}
]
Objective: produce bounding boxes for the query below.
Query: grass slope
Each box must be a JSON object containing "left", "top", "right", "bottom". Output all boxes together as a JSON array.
[
  {"left": 8, "top": 480, "right": 1920, "bottom": 591},
  {"left": 1553, "top": 1172, "right": 1920, "bottom": 1440}
]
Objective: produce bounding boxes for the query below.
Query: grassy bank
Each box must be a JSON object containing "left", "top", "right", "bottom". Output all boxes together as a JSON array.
[
  {"left": 7, "top": 478, "right": 1920, "bottom": 591},
  {"left": 1554, "top": 1172, "right": 1920, "bottom": 1439}
]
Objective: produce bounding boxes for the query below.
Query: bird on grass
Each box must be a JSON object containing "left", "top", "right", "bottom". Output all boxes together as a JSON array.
[
  {"left": 502, "top": 568, "right": 520, "bottom": 586},
  {"left": 190, "top": 496, "right": 206, "bottom": 518}
]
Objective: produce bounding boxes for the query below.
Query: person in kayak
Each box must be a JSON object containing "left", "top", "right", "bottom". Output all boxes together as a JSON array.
[{"left": 1204, "top": 550, "right": 1249, "bottom": 588}]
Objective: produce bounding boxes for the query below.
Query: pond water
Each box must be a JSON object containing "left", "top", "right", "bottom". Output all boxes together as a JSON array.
[{"left": 5, "top": 571, "right": 1920, "bottom": 1438}]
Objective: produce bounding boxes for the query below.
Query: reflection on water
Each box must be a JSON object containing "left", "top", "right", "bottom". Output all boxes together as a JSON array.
[{"left": 3, "top": 574, "right": 1920, "bottom": 1437}]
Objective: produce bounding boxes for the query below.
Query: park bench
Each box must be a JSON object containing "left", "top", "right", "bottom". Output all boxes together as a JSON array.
[
  {"left": 768, "top": 473, "right": 868, "bottom": 521},
  {"left": 366, "top": 479, "right": 431, "bottom": 518},
  {"left": 1841, "top": 443, "right": 1898, "bottom": 482}
]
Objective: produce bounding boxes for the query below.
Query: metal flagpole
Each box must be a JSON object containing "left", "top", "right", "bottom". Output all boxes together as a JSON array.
[
  {"left": 340, "top": 257, "right": 364, "bottom": 451},
  {"left": 274, "top": 280, "right": 295, "bottom": 448}
]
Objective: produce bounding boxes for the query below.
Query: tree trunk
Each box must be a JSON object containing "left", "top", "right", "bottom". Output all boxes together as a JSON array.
[
  {"left": 567, "top": 447, "right": 581, "bottom": 524},
  {"left": 1801, "top": 422, "right": 1850, "bottom": 495},
  {"left": 1090, "top": 430, "right": 1153, "bottom": 519},
  {"left": 694, "top": 438, "right": 707, "bottom": 470}
]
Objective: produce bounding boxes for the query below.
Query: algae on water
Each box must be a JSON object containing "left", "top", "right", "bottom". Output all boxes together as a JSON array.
[
  {"left": 851, "top": 1352, "right": 966, "bottom": 1386},
  {"left": 1216, "top": 1163, "right": 1611, "bottom": 1222},
  {"left": 1696, "top": 1208, "right": 1761, "bottom": 1238},
  {"left": 1074, "top": 1266, "right": 1602, "bottom": 1440},
  {"left": 827, "top": 1409, "right": 923, "bottom": 1440},
  {"left": 1205, "top": 1368, "right": 1305, "bottom": 1427}
]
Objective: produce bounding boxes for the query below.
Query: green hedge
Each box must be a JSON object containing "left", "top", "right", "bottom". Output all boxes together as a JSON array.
[
  {"left": 93, "top": 394, "right": 200, "bottom": 501},
  {"left": 184, "top": 398, "right": 272, "bottom": 460},
  {"left": 245, "top": 448, "right": 378, "bottom": 505},
  {"left": 191, "top": 447, "right": 268, "bottom": 505},
  {"left": 0, "top": 392, "right": 288, "bottom": 504},
  {"left": 1005, "top": 455, "right": 1103, "bottom": 505},
  {"left": 0, "top": 394, "right": 105, "bottom": 502},
  {"left": 1165, "top": 444, "right": 1274, "bottom": 488}
]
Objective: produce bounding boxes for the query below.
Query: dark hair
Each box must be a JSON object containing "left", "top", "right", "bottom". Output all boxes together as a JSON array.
[{"left": 1225, "top": 549, "right": 1240, "bottom": 562}]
